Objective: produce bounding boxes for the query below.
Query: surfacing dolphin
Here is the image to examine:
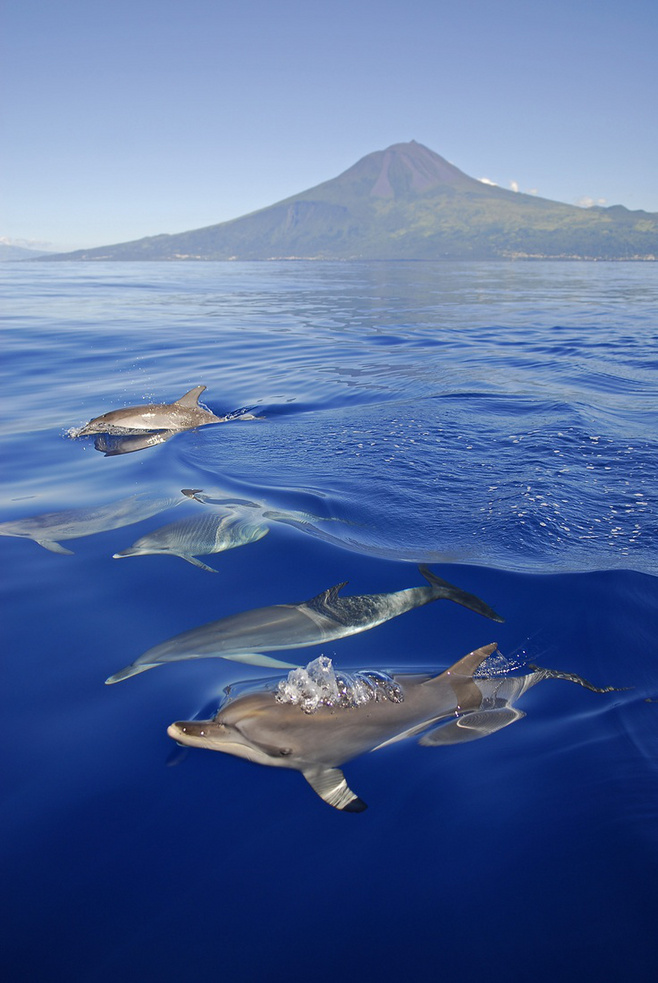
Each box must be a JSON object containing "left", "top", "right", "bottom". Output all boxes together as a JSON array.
[
  {"left": 75, "top": 385, "right": 238, "bottom": 436},
  {"left": 113, "top": 510, "right": 269, "bottom": 572},
  {"left": 0, "top": 489, "right": 198, "bottom": 555},
  {"left": 105, "top": 566, "right": 503, "bottom": 683},
  {"left": 167, "top": 645, "right": 621, "bottom": 811}
]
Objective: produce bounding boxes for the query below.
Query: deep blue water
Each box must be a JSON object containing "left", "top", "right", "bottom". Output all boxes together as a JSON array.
[{"left": 1, "top": 260, "right": 657, "bottom": 982}]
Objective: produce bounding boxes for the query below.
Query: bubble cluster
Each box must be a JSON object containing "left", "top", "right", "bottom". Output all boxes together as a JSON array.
[{"left": 276, "top": 655, "right": 404, "bottom": 714}]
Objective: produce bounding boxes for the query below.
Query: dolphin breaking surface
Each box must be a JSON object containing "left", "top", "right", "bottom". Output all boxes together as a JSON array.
[
  {"left": 167, "top": 645, "right": 622, "bottom": 812},
  {"left": 74, "top": 385, "right": 222, "bottom": 436}
]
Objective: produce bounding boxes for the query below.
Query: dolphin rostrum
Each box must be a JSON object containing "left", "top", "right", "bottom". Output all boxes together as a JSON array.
[
  {"left": 113, "top": 510, "right": 269, "bottom": 572},
  {"left": 105, "top": 566, "right": 503, "bottom": 683},
  {"left": 167, "top": 645, "right": 621, "bottom": 811},
  {"left": 0, "top": 489, "right": 198, "bottom": 555},
  {"left": 76, "top": 385, "right": 223, "bottom": 435}
]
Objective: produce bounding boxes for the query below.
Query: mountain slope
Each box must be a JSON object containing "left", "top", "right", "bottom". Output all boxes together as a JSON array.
[{"left": 43, "top": 141, "right": 658, "bottom": 261}]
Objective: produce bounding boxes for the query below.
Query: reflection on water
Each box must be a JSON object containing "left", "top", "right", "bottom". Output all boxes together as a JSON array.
[
  {"left": 0, "top": 489, "right": 195, "bottom": 554},
  {"left": 93, "top": 430, "right": 177, "bottom": 456}
]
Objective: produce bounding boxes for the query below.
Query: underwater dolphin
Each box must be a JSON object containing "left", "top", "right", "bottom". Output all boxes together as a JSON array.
[
  {"left": 76, "top": 385, "right": 222, "bottom": 435},
  {"left": 105, "top": 566, "right": 503, "bottom": 682},
  {"left": 0, "top": 490, "right": 197, "bottom": 555},
  {"left": 167, "top": 645, "right": 620, "bottom": 811},
  {"left": 113, "top": 511, "right": 269, "bottom": 572}
]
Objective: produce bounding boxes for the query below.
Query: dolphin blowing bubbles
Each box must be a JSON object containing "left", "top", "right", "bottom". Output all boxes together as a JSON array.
[{"left": 167, "top": 644, "right": 622, "bottom": 812}]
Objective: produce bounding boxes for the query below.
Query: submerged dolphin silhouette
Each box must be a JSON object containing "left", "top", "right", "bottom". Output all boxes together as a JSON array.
[
  {"left": 76, "top": 385, "right": 222, "bottom": 435},
  {"left": 167, "top": 644, "right": 620, "bottom": 811},
  {"left": 0, "top": 490, "right": 196, "bottom": 554},
  {"left": 113, "top": 511, "right": 269, "bottom": 572},
  {"left": 105, "top": 566, "right": 503, "bottom": 682}
]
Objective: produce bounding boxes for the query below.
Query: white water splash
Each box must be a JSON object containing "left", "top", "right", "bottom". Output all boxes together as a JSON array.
[{"left": 276, "top": 655, "right": 404, "bottom": 714}]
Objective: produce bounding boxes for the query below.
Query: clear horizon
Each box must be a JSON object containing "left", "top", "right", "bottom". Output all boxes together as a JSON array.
[{"left": 3, "top": 0, "right": 657, "bottom": 251}]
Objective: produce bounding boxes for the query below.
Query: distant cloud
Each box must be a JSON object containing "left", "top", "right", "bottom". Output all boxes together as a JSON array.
[
  {"left": 510, "top": 180, "right": 519, "bottom": 193},
  {"left": 576, "top": 196, "right": 607, "bottom": 208},
  {"left": 0, "top": 235, "right": 55, "bottom": 249},
  {"left": 479, "top": 177, "right": 497, "bottom": 186}
]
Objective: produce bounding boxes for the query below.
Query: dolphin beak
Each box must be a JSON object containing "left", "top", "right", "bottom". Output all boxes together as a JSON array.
[{"left": 167, "top": 720, "right": 215, "bottom": 746}]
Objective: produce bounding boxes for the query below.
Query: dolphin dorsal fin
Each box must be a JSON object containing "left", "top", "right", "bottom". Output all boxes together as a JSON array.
[
  {"left": 306, "top": 582, "right": 348, "bottom": 612},
  {"left": 427, "top": 642, "right": 498, "bottom": 683},
  {"left": 422, "top": 643, "right": 498, "bottom": 713},
  {"left": 175, "top": 385, "right": 207, "bottom": 408},
  {"left": 302, "top": 766, "right": 367, "bottom": 812}
]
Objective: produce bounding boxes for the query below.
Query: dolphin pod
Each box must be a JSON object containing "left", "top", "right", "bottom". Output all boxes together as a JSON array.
[
  {"left": 0, "top": 490, "right": 197, "bottom": 554},
  {"left": 167, "top": 644, "right": 621, "bottom": 811},
  {"left": 105, "top": 565, "right": 504, "bottom": 683},
  {"left": 76, "top": 385, "right": 224, "bottom": 435},
  {"left": 113, "top": 510, "right": 270, "bottom": 572}
]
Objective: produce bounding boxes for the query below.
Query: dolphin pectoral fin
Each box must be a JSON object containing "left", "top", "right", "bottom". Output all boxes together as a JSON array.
[
  {"left": 418, "top": 706, "right": 526, "bottom": 746},
  {"left": 178, "top": 554, "right": 218, "bottom": 573},
  {"left": 175, "top": 385, "right": 206, "bottom": 407},
  {"left": 219, "top": 653, "right": 301, "bottom": 669},
  {"left": 302, "top": 767, "right": 367, "bottom": 812},
  {"left": 37, "top": 539, "right": 75, "bottom": 555}
]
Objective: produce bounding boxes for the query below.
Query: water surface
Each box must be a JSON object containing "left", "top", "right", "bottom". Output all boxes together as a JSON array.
[{"left": 1, "top": 260, "right": 657, "bottom": 982}]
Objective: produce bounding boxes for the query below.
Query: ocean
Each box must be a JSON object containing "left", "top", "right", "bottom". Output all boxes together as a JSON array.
[{"left": 1, "top": 260, "right": 657, "bottom": 982}]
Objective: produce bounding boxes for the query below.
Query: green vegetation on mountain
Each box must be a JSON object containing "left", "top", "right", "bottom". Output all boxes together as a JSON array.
[{"left": 44, "top": 141, "right": 658, "bottom": 261}]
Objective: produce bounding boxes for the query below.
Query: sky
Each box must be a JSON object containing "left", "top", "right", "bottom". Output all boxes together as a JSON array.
[{"left": 2, "top": 0, "right": 657, "bottom": 250}]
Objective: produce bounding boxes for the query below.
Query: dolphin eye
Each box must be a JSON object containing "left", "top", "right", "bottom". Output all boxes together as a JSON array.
[{"left": 279, "top": 748, "right": 292, "bottom": 756}]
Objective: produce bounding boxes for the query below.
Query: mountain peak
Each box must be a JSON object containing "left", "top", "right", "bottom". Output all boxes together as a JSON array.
[{"left": 338, "top": 140, "right": 481, "bottom": 199}]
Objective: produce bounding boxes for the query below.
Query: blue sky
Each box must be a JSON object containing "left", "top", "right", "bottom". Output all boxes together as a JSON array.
[{"left": 3, "top": 0, "right": 657, "bottom": 249}]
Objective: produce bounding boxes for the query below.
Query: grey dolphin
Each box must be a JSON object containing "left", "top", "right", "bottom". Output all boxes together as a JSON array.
[
  {"left": 105, "top": 566, "right": 503, "bottom": 682},
  {"left": 113, "top": 511, "right": 269, "bottom": 572},
  {"left": 76, "top": 385, "right": 221, "bottom": 435},
  {"left": 167, "top": 645, "right": 620, "bottom": 811},
  {"left": 0, "top": 489, "right": 197, "bottom": 554}
]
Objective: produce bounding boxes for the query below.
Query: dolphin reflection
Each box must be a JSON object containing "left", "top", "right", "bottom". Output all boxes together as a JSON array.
[
  {"left": 105, "top": 566, "right": 503, "bottom": 682},
  {"left": 114, "top": 510, "right": 269, "bottom": 572},
  {"left": 167, "top": 645, "right": 622, "bottom": 812},
  {"left": 0, "top": 490, "right": 198, "bottom": 555}
]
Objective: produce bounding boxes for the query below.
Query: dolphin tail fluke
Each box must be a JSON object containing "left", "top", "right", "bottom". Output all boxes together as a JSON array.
[
  {"left": 37, "top": 539, "right": 75, "bottom": 555},
  {"left": 419, "top": 706, "right": 527, "bottom": 746},
  {"left": 302, "top": 766, "right": 367, "bottom": 812},
  {"left": 105, "top": 663, "right": 157, "bottom": 684},
  {"left": 419, "top": 566, "right": 504, "bottom": 623}
]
